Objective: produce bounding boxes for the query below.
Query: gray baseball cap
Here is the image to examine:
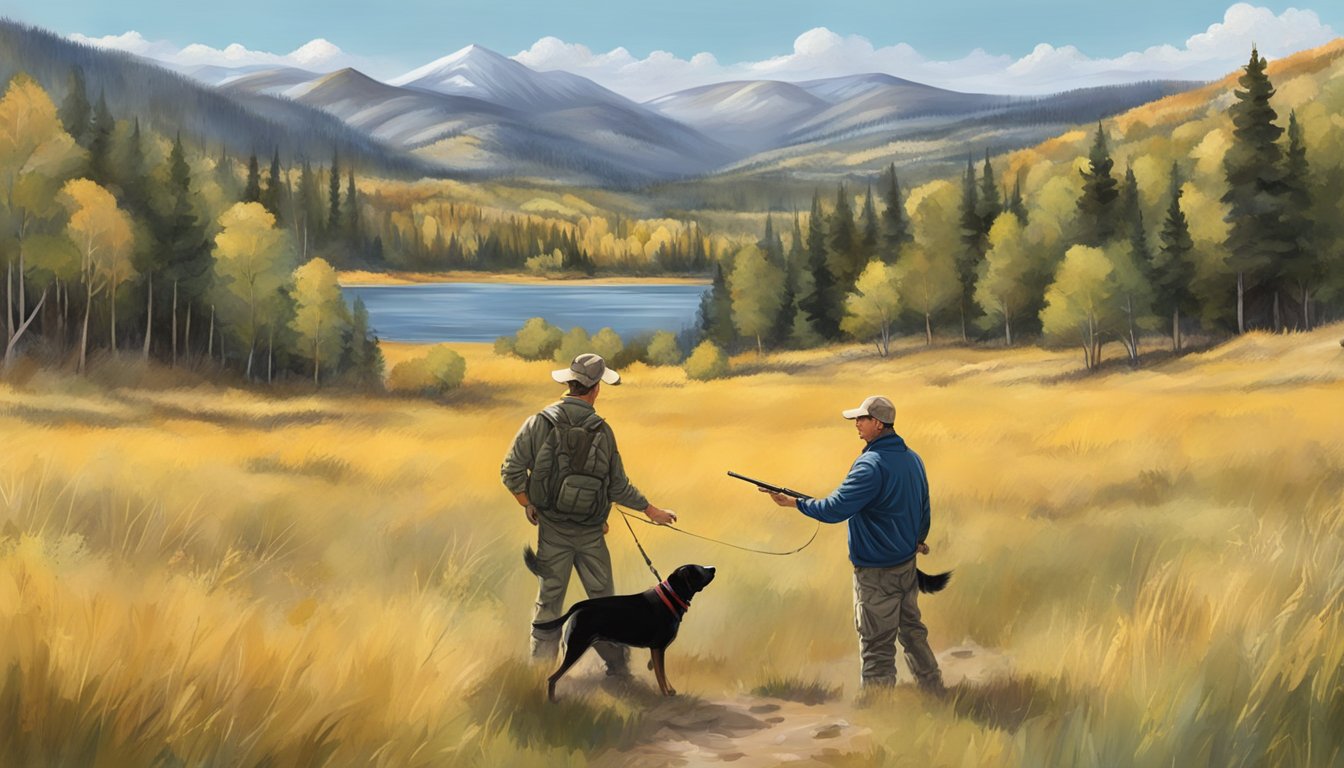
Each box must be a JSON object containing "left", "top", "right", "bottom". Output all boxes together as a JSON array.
[
  {"left": 842, "top": 395, "right": 895, "bottom": 423},
  {"left": 552, "top": 353, "right": 621, "bottom": 387}
]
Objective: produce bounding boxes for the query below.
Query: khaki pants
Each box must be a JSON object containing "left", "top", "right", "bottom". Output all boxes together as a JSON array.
[
  {"left": 853, "top": 558, "right": 942, "bottom": 688},
  {"left": 530, "top": 520, "right": 630, "bottom": 674}
]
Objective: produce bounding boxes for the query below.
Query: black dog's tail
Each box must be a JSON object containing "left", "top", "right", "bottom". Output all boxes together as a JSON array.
[
  {"left": 523, "top": 545, "right": 541, "bottom": 576},
  {"left": 917, "top": 569, "right": 952, "bottom": 594},
  {"left": 532, "top": 606, "right": 578, "bottom": 631}
]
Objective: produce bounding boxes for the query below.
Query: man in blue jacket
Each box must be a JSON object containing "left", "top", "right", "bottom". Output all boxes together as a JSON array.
[{"left": 761, "top": 395, "right": 944, "bottom": 692}]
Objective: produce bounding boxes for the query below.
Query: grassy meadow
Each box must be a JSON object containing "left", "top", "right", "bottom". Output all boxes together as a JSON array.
[{"left": 1, "top": 326, "right": 1342, "bottom": 766}]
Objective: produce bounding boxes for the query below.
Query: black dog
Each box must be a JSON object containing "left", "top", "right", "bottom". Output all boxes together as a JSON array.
[{"left": 525, "top": 547, "right": 715, "bottom": 701}]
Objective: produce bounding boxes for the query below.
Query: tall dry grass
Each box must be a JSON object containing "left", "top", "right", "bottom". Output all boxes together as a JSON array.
[{"left": 0, "top": 325, "right": 1341, "bottom": 765}]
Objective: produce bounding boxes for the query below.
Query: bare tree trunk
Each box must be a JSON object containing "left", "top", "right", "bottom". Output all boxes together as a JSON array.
[
  {"left": 1127, "top": 295, "right": 1139, "bottom": 367},
  {"left": 142, "top": 276, "right": 153, "bottom": 361},
  {"left": 3, "top": 289, "right": 46, "bottom": 370},
  {"left": 755, "top": 333, "right": 762, "bottom": 358},
  {"left": 924, "top": 311, "right": 932, "bottom": 346},
  {"left": 268, "top": 325, "right": 274, "bottom": 384},
  {"left": 184, "top": 304, "right": 192, "bottom": 364},
  {"left": 110, "top": 278, "right": 118, "bottom": 354},
  {"left": 6, "top": 262, "right": 13, "bottom": 344},
  {"left": 171, "top": 280, "right": 179, "bottom": 367},
  {"left": 1236, "top": 271, "right": 1245, "bottom": 334},
  {"left": 1002, "top": 298, "right": 1011, "bottom": 346},
  {"left": 314, "top": 311, "right": 323, "bottom": 385},
  {"left": 1303, "top": 286, "right": 1311, "bottom": 332},
  {"left": 960, "top": 299, "right": 967, "bottom": 343},
  {"left": 207, "top": 304, "right": 214, "bottom": 361},
  {"left": 1172, "top": 309, "right": 1179, "bottom": 352},
  {"left": 79, "top": 281, "right": 93, "bottom": 374}
]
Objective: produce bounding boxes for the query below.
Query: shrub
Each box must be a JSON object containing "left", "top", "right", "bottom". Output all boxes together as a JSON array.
[
  {"left": 493, "top": 335, "right": 516, "bottom": 357},
  {"left": 552, "top": 327, "right": 591, "bottom": 365},
  {"left": 514, "top": 318, "right": 563, "bottom": 360},
  {"left": 644, "top": 331, "right": 683, "bottom": 366},
  {"left": 525, "top": 249, "right": 565, "bottom": 274},
  {"left": 590, "top": 327, "right": 623, "bottom": 362},
  {"left": 388, "top": 344, "right": 466, "bottom": 394},
  {"left": 684, "top": 341, "right": 729, "bottom": 380}
]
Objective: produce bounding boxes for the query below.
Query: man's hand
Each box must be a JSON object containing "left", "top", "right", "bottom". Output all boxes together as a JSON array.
[
  {"left": 524, "top": 504, "right": 539, "bottom": 525},
  {"left": 645, "top": 505, "right": 677, "bottom": 525},
  {"left": 759, "top": 487, "right": 798, "bottom": 508},
  {"left": 917, "top": 541, "right": 930, "bottom": 555}
]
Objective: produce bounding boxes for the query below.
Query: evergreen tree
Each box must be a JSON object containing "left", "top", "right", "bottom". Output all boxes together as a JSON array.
[
  {"left": 243, "top": 152, "right": 262, "bottom": 203},
  {"left": 957, "top": 156, "right": 984, "bottom": 341},
  {"left": 1222, "top": 46, "right": 1291, "bottom": 333},
  {"left": 827, "top": 184, "right": 859, "bottom": 296},
  {"left": 879, "top": 163, "right": 909, "bottom": 263},
  {"left": 346, "top": 170, "right": 361, "bottom": 245},
  {"left": 696, "top": 260, "right": 734, "bottom": 347},
  {"left": 1281, "top": 110, "right": 1317, "bottom": 329},
  {"left": 802, "top": 191, "right": 840, "bottom": 339},
  {"left": 161, "top": 134, "right": 213, "bottom": 365},
  {"left": 1119, "top": 166, "right": 1151, "bottom": 269},
  {"left": 328, "top": 151, "right": 342, "bottom": 237},
  {"left": 343, "top": 296, "right": 384, "bottom": 389},
  {"left": 859, "top": 185, "right": 879, "bottom": 269},
  {"left": 1076, "top": 122, "right": 1120, "bottom": 247},
  {"left": 1008, "top": 175, "right": 1028, "bottom": 222},
  {"left": 262, "top": 149, "right": 283, "bottom": 219},
  {"left": 975, "top": 150, "right": 1001, "bottom": 237},
  {"left": 87, "top": 92, "right": 114, "bottom": 186},
  {"left": 1154, "top": 164, "right": 1197, "bottom": 351},
  {"left": 58, "top": 66, "right": 91, "bottom": 146}
]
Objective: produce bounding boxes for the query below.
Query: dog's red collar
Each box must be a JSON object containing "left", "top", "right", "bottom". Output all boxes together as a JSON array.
[{"left": 654, "top": 580, "right": 689, "bottom": 617}]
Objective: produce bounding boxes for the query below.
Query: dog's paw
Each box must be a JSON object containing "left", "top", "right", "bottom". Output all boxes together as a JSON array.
[{"left": 665, "top": 687, "right": 678, "bottom": 697}]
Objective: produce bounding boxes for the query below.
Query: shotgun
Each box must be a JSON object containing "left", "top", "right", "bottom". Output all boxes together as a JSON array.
[{"left": 727, "top": 471, "right": 811, "bottom": 500}]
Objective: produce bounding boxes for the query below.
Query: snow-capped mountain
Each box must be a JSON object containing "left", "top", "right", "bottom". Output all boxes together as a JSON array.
[
  {"left": 645, "top": 81, "right": 831, "bottom": 154},
  {"left": 389, "top": 44, "right": 633, "bottom": 113}
]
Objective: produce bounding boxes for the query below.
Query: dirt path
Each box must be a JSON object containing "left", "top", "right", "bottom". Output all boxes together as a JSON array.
[{"left": 590, "top": 641, "right": 1010, "bottom": 767}]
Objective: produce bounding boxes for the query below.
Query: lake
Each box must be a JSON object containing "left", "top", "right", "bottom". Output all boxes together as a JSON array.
[{"left": 341, "top": 282, "right": 710, "bottom": 343}]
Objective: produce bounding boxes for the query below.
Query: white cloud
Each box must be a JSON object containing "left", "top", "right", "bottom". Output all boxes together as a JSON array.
[
  {"left": 68, "top": 31, "right": 363, "bottom": 75},
  {"left": 511, "top": 3, "right": 1336, "bottom": 99}
]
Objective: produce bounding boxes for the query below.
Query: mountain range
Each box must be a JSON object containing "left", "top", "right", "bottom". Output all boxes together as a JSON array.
[{"left": 1, "top": 19, "right": 1201, "bottom": 187}]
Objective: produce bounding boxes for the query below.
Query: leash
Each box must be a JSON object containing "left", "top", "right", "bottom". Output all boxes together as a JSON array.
[
  {"left": 616, "top": 507, "right": 821, "bottom": 571},
  {"left": 619, "top": 508, "right": 662, "bottom": 581}
]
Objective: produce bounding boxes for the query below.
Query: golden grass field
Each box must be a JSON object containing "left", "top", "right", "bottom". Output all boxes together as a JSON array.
[{"left": 1, "top": 326, "right": 1342, "bottom": 766}]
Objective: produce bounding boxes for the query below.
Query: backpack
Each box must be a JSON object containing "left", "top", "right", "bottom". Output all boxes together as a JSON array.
[{"left": 528, "top": 405, "right": 613, "bottom": 526}]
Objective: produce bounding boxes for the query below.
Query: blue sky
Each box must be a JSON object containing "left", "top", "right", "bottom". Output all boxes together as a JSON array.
[{"left": 8, "top": 1, "right": 1341, "bottom": 98}]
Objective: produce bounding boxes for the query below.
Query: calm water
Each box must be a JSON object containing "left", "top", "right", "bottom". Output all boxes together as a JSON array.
[{"left": 342, "top": 282, "right": 709, "bottom": 343}]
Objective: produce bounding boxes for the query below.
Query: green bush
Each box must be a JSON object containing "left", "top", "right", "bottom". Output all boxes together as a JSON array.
[
  {"left": 590, "top": 327, "right": 623, "bottom": 362},
  {"left": 552, "top": 327, "right": 591, "bottom": 365},
  {"left": 644, "top": 331, "right": 683, "bottom": 366},
  {"left": 493, "top": 335, "right": 516, "bottom": 357},
  {"left": 388, "top": 344, "right": 466, "bottom": 394},
  {"left": 513, "top": 318, "right": 563, "bottom": 360},
  {"left": 684, "top": 341, "right": 729, "bottom": 380}
]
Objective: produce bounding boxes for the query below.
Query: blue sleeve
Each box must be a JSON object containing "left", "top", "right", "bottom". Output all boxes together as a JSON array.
[
  {"left": 916, "top": 453, "right": 930, "bottom": 542},
  {"left": 796, "top": 458, "right": 880, "bottom": 524}
]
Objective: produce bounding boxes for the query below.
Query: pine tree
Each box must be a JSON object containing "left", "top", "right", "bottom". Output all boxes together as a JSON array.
[
  {"left": 1008, "top": 174, "right": 1028, "bottom": 222},
  {"left": 328, "top": 151, "right": 342, "bottom": 237},
  {"left": 1119, "top": 166, "right": 1151, "bottom": 268},
  {"left": 262, "top": 149, "right": 283, "bottom": 219},
  {"left": 879, "top": 163, "right": 908, "bottom": 263},
  {"left": 957, "top": 156, "right": 984, "bottom": 341},
  {"left": 1154, "top": 164, "right": 1197, "bottom": 351},
  {"left": 346, "top": 170, "right": 361, "bottom": 245},
  {"left": 827, "top": 184, "right": 859, "bottom": 296},
  {"left": 87, "top": 92, "right": 114, "bottom": 185},
  {"left": 1281, "top": 110, "right": 1317, "bottom": 330},
  {"left": 243, "top": 152, "right": 262, "bottom": 203},
  {"left": 803, "top": 191, "right": 840, "bottom": 339},
  {"left": 859, "top": 185, "right": 879, "bottom": 269},
  {"left": 976, "top": 150, "right": 1001, "bottom": 238},
  {"left": 1076, "top": 123, "right": 1120, "bottom": 247},
  {"left": 58, "top": 66, "right": 91, "bottom": 146},
  {"left": 1222, "top": 46, "right": 1291, "bottom": 333},
  {"left": 162, "top": 134, "right": 213, "bottom": 366},
  {"left": 696, "top": 261, "right": 734, "bottom": 348}
]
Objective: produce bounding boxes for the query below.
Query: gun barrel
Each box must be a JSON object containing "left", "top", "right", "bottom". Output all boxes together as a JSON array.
[{"left": 727, "top": 471, "right": 811, "bottom": 500}]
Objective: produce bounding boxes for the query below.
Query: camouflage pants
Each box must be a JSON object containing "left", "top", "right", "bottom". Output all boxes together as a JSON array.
[
  {"left": 853, "top": 558, "right": 942, "bottom": 688},
  {"left": 530, "top": 521, "right": 630, "bottom": 674}
]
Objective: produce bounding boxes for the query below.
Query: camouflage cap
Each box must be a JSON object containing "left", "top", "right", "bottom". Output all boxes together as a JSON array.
[
  {"left": 552, "top": 353, "right": 621, "bottom": 387},
  {"left": 842, "top": 395, "right": 895, "bottom": 424}
]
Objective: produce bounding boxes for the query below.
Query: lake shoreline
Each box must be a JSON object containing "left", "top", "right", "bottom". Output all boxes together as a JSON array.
[{"left": 338, "top": 269, "right": 711, "bottom": 287}]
